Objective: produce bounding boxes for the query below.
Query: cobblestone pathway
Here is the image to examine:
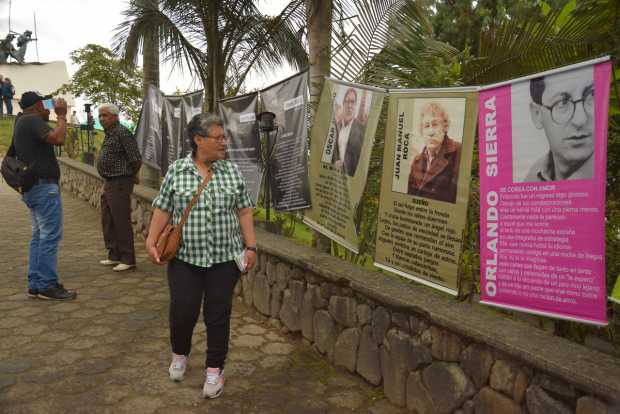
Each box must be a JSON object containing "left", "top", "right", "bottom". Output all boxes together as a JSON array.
[{"left": 0, "top": 181, "right": 405, "bottom": 414}]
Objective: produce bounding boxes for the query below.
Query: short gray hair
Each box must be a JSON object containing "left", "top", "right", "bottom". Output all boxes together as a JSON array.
[
  {"left": 99, "top": 103, "right": 120, "bottom": 116},
  {"left": 187, "top": 112, "right": 223, "bottom": 152}
]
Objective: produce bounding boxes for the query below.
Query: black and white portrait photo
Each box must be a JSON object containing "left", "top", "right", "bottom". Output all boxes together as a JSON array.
[{"left": 512, "top": 65, "right": 595, "bottom": 183}]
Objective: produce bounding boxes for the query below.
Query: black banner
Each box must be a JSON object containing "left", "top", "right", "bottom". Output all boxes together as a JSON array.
[
  {"left": 135, "top": 85, "right": 204, "bottom": 173},
  {"left": 218, "top": 93, "right": 261, "bottom": 205},
  {"left": 261, "top": 71, "right": 311, "bottom": 211}
]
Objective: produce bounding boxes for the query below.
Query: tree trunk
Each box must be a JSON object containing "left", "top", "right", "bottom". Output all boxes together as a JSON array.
[
  {"left": 139, "top": 0, "right": 161, "bottom": 188},
  {"left": 306, "top": 0, "right": 332, "bottom": 110},
  {"left": 142, "top": 0, "right": 160, "bottom": 92},
  {"left": 306, "top": 0, "right": 333, "bottom": 253}
]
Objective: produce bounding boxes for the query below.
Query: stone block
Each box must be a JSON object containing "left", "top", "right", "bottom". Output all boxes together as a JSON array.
[
  {"left": 320, "top": 282, "right": 341, "bottom": 300},
  {"left": 357, "top": 304, "right": 372, "bottom": 326},
  {"left": 380, "top": 345, "right": 407, "bottom": 407},
  {"left": 576, "top": 396, "right": 608, "bottom": 414},
  {"left": 334, "top": 327, "right": 360, "bottom": 373},
  {"left": 290, "top": 267, "right": 305, "bottom": 280},
  {"left": 270, "top": 286, "right": 283, "bottom": 317},
  {"left": 406, "top": 371, "right": 435, "bottom": 414},
  {"left": 356, "top": 326, "right": 381, "bottom": 386},
  {"left": 532, "top": 373, "right": 577, "bottom": 401},
  {"left": 526, "top": 385, "right": 571, "bottom": 414},
  {"left": 301, "top": 290, "right": 315, "bottom": 341},
  {"left": 513, "top": 368, "right": 530, "bottom": 404},
  {"left": 411, "top": 342, "right": 433, "bottom": 370},
  {"left": 304, "top": 271, "right": 322, "bottom": 285},
  {"left": 386, "top": 329, "right": 419, "bottom": 371},
  {"left": 279, "top": 290, "right": 301, "bottom": 332},
  {"left": 422, "top": 362, "right": 475, "bottom": 413},
  {"left": 473, "top": 387, "right": 524, "bottom": 414},
  {"left": 313, "top": 310, "right": 337, "bottom": 356},
  {"left": 275, "top": 262, "right": 290, "bottom": 290},
  {"left": 489, "top": 359, "right": 518, "bottom": 397},
  {"left": 266, "top": 257, "right": 278, "bottom": 281},
  {"left": 242, "top": 273, "right": 254, "bottom": 307},
  {"left": 252, "top": 272, "right": 271, "bottom": 316},
  {"left": 409, "top": 316, "right": 427, "bottom": 336},
  {"left": 309, "top": 284, "right": 328, "bottom": 309},
  {"left": 420, "top": 328, "right": 432, "bottom": 347},
  {"left": 431, "top": 326, "right": 463, "bottom": 362},
  {"left": 462, "top": 399, "right": 474, "bottom": 414},
  {"left": 392, "top": 312, "right": 409, "bottom": 332},
  {"left": 460, "top": 343, "right": 494, "bottom": 389},
  {"left": 329, "top": 296, "right": 357, "bottom": 328},
  {"left": 372, "top": 306, "right": 391, "bottom": 345}
]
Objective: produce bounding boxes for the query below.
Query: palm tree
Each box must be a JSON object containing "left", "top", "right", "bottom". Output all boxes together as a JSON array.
[
  {"left": 113, "top": 0, "right": 308, "bottom": 111},
  {"left": 306, "top": 0, "right": 333, "bottom": 109}
]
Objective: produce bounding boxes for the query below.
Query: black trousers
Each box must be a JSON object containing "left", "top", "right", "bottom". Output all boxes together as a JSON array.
[
  {"left": 101, "top": 176, "right": 135, "bottom": 265},
  {"left": 168, "top": 258, "right": 240, "bottom": 369}
]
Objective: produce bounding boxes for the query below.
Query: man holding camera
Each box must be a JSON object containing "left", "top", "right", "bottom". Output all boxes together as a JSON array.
[
  {"left": 96, "top": 103, "right": 142, "bottom": 272},
  {"left": 13, "top": 91, "right": 77, "bottom": 300}
]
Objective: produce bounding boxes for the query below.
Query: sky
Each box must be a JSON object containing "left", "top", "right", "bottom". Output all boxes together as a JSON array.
[{"left": 0, "top": 0, "right": 295, "bottom": 96}]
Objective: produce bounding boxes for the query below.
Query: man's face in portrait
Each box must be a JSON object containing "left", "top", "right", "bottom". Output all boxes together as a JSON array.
[
  {"left": 421, "top": 108, "right": 448, "bottom": 153},
  {"left": 342, "top": 89, "right": 357, "bottom": 124},
  {"left": 530, "top": 69, "right": 594, "bottom": 167}
]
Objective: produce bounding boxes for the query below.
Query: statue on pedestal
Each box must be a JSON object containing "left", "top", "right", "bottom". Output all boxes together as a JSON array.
[
  {"left": 0, "top": 34, "right": 16, "bottom": 64},
  {"left": 0, "top": 31, "right": 36, "bottom": 64},
  {"left": 13, "top": 30, "right": 34, "bottom": 63}
]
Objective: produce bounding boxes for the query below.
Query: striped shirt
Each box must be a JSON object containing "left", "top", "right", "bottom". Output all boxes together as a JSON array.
[{"left": 152, "top": 153, "right": 252, "bottom": 267}]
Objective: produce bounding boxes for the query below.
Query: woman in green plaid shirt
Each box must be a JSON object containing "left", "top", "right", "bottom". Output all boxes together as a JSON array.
[{"left": 145, "top": 113, "right": 256, "bottom": 399}]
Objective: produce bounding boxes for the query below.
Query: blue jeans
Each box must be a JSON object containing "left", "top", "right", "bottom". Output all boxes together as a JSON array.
[
  {"left": 22, "top": 183, "right": 63, "bottom": 290},
  {"left": 3, "top": 97, "right": 13, "bottom": 115}
]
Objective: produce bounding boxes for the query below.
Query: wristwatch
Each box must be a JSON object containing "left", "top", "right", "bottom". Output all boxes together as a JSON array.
[{"left": 245, "top": 246, "right": 257, "bottom": 252}]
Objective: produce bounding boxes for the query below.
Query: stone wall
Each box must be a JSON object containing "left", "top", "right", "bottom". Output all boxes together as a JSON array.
[
  {"left": 58, "top": 158, "right": 620, "bottom": 414},
  {"left": 58, "top": 157, "right": 157, "bottom": 238}
]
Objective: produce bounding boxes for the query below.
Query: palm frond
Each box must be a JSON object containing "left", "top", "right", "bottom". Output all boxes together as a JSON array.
[
  {"left": 462, "top": 3, "right": 607, "bottom": 85},
  {"left": 331, "top": 0, "right": 408, "bottom": 82}
]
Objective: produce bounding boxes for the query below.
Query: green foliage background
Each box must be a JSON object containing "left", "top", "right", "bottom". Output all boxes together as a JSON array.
[{"left": 59, "top": 44, "right": 143, "bottom": 122}]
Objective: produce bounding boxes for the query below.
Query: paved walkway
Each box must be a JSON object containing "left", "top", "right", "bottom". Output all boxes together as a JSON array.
[{"left": 0, "top": 181, "right": 405, "bottom": 414}]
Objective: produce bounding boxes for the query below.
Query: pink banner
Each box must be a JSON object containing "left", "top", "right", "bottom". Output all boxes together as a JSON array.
[{"left": 479, "top": 60, "right": 611, "bottom": 325}]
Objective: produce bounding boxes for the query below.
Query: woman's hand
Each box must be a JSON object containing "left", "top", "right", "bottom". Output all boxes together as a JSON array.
[
  {"left": 244, "top": 249, "right": 257, "bottom": 271},
  {"left": 146, "top": 239, "right": 164, "bottom": 265}
]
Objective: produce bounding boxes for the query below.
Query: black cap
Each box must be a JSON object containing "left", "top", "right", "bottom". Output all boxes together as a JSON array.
[{"left": 19, "top": 91, "right": 52, "bottom": 109}]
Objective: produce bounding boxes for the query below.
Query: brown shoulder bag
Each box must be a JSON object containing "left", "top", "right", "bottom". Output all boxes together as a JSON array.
[{"left": 156, "top": 172, "right": 212, "bottom": 262}]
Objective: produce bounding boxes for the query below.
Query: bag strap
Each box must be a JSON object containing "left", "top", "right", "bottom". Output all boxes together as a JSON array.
[{"left": 177, "top": 169, "right": 213, "bottom": 228}]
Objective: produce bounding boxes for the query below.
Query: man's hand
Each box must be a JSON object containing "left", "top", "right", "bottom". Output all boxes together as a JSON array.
[
  {"left": 53, "top": 98, "right": 68, "bottom": 117},
  {"left": 334, "top": 160, "right": 344, "bottom": 171}
]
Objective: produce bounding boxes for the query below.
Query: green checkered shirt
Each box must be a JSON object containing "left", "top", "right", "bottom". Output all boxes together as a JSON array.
[{"left": 152, "top": 154, "right": 253, "bottom": 268}]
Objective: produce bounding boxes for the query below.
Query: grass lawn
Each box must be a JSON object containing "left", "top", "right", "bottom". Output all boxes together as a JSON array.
[{"left": 0, "top": 115, "right": 104, "bottom": 159}]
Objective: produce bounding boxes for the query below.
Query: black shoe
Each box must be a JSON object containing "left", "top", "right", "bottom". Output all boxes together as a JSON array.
[
  {"left": 37, "top": 284, "right": 77, "bottom": 301},
  {"left": 27, "top": 288, "right": 38, "bottom": 298}
]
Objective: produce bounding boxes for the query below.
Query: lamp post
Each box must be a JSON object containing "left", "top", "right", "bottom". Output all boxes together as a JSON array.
[{"left": 257, "top": 111, "right": 276, "bottom": 228}]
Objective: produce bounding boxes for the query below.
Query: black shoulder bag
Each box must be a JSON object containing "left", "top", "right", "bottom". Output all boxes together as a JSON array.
[{"left": 1, "top": 139, "right": 36, "bottom": 194}]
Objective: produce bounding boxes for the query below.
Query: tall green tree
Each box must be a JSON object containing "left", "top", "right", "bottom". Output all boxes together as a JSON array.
[
  {"left": 113, "top": 0, "right": 308, "bottom": 111},
  {"left": 61, "top": 44, "right": 143, "bottom": 121}
]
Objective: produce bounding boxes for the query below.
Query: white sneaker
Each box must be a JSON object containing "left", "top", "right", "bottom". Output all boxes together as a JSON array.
[
  {"left": 168, "top": 353, "right": 187, "bottom": 381},
  {"left": 202, "top": 367, "right": 224, "bottom": 399},
  {"left": 113, "top": 263, "right": 136, "bottom": 272},
  {"left": 100, "top": 259, "right": 120, "bottom": 266}
]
